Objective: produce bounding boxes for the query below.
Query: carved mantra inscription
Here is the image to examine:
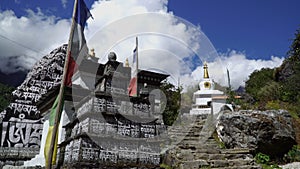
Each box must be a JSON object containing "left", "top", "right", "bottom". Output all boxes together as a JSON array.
[
  {"left": 77, "top": 96, "right": 151, "bottom": 118},
  {"left": 70, "top": 117, "right": 157, "bottom": 138},
  {"left": 62, "top": 138, "right": 161, "bottom": 166},
  {"left": 0, "top": 117, "right": 43, "bottom": 148}
]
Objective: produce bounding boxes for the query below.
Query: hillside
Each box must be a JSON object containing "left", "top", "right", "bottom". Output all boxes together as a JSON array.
[
  {"left": 0, "top": 83, "right": 14, "bottom": 112},
  {"left": 0, "top": 70, "right": 28, "bottom": 87},
  {"left": 244, "top": 28, "right": 300, "bottom": 113}
]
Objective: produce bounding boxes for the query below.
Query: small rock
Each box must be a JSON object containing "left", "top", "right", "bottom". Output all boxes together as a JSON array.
[{"left": 280, "top": 162, "right": 300, "bottom": 169}]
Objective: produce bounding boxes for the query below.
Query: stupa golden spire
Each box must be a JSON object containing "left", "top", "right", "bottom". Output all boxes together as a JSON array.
[{"left": 203, "top": 61, "right": 209, "bottom": 78}]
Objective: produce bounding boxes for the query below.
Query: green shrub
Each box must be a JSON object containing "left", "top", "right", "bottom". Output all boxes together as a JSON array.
[
  {"left": 265, "top": 100, "right": 281, "bottom": 110},
  {"left": 212, "top": 131, "right": 226, "bottom": 149},
  {"left": 284, "top": 145, "right": 300, "bottom": 162},
  {"left": 255, "top": 152, "right": 270, "bottom": 164},
  {"left": 255, "top": 152, "right": 282, "bottom": 169},
  {"left": 160, "top": 163, "right": 173, "bottom": 169}
]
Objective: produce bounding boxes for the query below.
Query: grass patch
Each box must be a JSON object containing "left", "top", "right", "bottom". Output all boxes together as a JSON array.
[
  {"left": 284, "top": 145, "right": 300, "bottom": 162},
  {"left": 160, "top": 163, "right": 173, "bottom": 169},
  {"left": 212, "top": 130, "right": 226, "bottom": 149},
  {"left": 255, "top": 152, "right": 282, "bottom": 169}
]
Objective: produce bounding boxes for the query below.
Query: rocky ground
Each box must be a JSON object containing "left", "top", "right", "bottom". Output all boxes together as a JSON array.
[{"left": 280, "top": 162, "right": 300, "bottom": 169}]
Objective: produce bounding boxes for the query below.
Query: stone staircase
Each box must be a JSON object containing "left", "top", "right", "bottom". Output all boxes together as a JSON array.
[{"left": 163, "top": 114, "right": 262, "bottom": 169}]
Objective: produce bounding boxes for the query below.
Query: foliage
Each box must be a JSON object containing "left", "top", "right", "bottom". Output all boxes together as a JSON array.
[
  {"left": 265, "top": 100, "right": 281, "bottom": 110},
  {"left": 226, "top": 88, "right": 245, "bottom": 109},
  {"left": 244, "top": 28, "right": 300, "bottom": 112},
  {"left": 257, "top": 81, "right": 281, "bottom": 102},
  {"left": 245, "top": 68, "right": 275, "bottom": 102},
  {"left": 181, "top": 83, "right": 198, "bottom": 114},
  {"left": 280, "top": 72, "right": 300, "bottom": 102},
  {"left": 255, "top": 152, "right": 270, "bottom": 164},
  {"left": 160, "top": 163, "right": 174, "bottom": 169},
  {"left": 212, "top": 130, "right": 226, "bottom": 149},
  {"left": 255, "top": 152, "right": 282, "bottom": 169},
  {"left": 277, "top": 28, "right": 300, "bottom": 103},
  {"left": 200, "top": 166, "right": 211, "bottom": 169},
  {"left": 0, "top": 83, "right": 15, "bottom": 112},
  {"left": 226, "top": 88, "right": 235, "bottom": 104},
  {"left": 284, "top": 145, "right": 300, "bottom": 162},
  {"left": 287, "top": 104, "right": 300, "bottom": 118},
  {"left": 160, "top": 80, "right": 182, "bottom": 126},
  {"left": 288, "top": 28, "right": 300, "bottom": 59}
]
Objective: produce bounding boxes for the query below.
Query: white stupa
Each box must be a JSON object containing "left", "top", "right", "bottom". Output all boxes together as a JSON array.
[{"left": 189, "top": 62, "right": 231, "bottom": 115}]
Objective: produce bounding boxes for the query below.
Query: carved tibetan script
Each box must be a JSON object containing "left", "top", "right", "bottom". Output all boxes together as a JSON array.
[{"left": 1, "top": 117, "right": 44, "bottom": 148}]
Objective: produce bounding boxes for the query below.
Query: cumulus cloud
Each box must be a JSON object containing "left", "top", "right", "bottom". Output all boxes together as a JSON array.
[
  {"left": 180, "top": 51, "right": 284, "bottom": 90},
  {"left": 213, "top": 51, "right": 284, "bottom": 89},
  {"left": 83, "top": 0, "right": 220, "bottom": 89},
  {"left": 0, "top": 9, "right": 70, "bottom": 73},
  {"left": 0, "top": 0, "right": 206, "bottom": 76}
]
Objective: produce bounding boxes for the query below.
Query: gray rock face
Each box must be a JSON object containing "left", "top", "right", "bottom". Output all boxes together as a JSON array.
[{"left": 216, "top": 110, "right": 296, "bottom": 157}]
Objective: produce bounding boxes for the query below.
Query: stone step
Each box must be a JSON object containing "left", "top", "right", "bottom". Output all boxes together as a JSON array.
[
  {"left": 169, "top": 134, "right": 190, "bottom": 138},
  {"left": 182, "top": 137, "right": 202, "bottom": 141},
  {"left": 211, "top": 165, "right": 262, "bottom": 169},
  {"left": 221, "top": 148, "right": 252, "bottom": 154},
  {"left": 177, "top": 143, "right": 220, "bottom": 150},
  {"left": 223, "top": 153, "right": 254, "bottom": 159},
  {"left": 187, "top": 152, "right": 253, "bottom": 161},
  {"left": 168, "top": 132, "right": 191, "bottom": 135},
  {"left": 227, "top": 159, "right": 255, "bottom": 166},
  {"left": 207, "top": 159, "right": 230, "bottom": 168},
  {"left": 175, "top": 156, "right": 260, "bottom": 168},
  {"left": 164, "top": 115, "right": 261, "bottom": 169},
  {"left": 189, "top": 148, "right": 221, "bottom": 154},
  {"left": 178, "top": 160, "right": 209, "bottom": 169},
  {"left": 168, "top": 129, "right": 190, "bottom": 133}
]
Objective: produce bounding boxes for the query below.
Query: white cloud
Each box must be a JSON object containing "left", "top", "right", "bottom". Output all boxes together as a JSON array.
[
  {"left": 180, "top": 50, "right": 284, "bottom": 90},
  {"left": 0, "top": 9, "right": 70, "bottom": 73},
  {"left": 83, "top": 0, "right": 219, "bottom": 89},
  {"left": 0, "top": 0, "right": 205, "bottom": 75}
]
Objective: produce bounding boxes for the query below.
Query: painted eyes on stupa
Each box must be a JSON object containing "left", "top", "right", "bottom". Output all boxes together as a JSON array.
[{"left": 204, "top": 82, "right": 211, "bottom": 88}]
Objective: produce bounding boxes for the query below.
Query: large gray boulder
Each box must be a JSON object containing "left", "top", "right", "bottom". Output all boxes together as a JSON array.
[{"left": 216, "top": 110, "right": 296, "bottom": 157}]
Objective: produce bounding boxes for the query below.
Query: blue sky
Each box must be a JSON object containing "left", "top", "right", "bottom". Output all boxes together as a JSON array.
[
  {"left": 168, "top": 0, "right": 300, "bottom": 60},
  {"left": 1, "top": 0, "right": 299, "bottom": 60},
  {"left": 0, "top": 0, "right": 299, "bottom": 88}
]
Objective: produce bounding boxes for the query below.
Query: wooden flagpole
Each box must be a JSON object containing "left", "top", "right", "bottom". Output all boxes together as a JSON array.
[
  {"left": 136, "top": 37, "right": 138, "bottom": 96},
  {"left": 46, "top": 0, "right": 78, "bottom": 168}
]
